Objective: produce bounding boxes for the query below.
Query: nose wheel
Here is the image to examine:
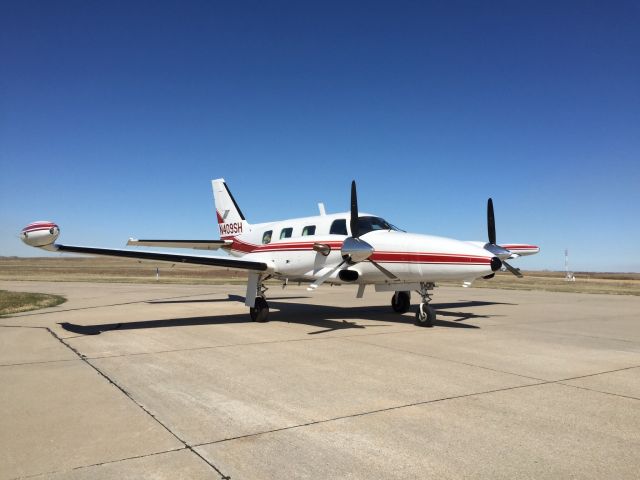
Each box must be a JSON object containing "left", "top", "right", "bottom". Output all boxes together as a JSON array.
[{"left": 414, "top": 282, "right": 436, "bottom": 327}]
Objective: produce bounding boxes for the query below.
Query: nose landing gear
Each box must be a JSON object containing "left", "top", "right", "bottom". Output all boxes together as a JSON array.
[{"left": 415, "top": 282, "right": 436, "bottom": 327}]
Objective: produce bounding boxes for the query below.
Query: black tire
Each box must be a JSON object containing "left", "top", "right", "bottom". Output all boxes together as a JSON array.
[
  {"left": 249, "top": 297, "right": 270, "bottom": 322},
  {"left": 391, "top": 291, "right": 411, "bottom": 313},
  {"left": 414, "top": 304, "right": 435, "bottom": 327}
]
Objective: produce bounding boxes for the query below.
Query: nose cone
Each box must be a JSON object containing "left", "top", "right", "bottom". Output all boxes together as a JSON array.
[{"left": 21, "top": 221, "right": 60, "bottom": 247}]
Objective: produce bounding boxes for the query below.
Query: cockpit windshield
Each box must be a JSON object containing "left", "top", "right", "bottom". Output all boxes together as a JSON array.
[{"left": 356, "top": 216, "right": 401, "bottom": 235}]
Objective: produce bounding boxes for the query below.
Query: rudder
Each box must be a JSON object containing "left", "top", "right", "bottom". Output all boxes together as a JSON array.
[{"left": 211, "top": 178, "right": 250, "bottom": 238}]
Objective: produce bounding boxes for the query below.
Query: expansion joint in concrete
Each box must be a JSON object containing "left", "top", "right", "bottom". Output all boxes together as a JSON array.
[
  {"left": 43, "top": 327, "right": 232, "bottom": 480},
  {"left": 194, "top": 380, "right": 553, "bottom": 448}
]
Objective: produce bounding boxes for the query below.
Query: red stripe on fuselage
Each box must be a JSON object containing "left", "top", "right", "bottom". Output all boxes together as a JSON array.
[
  {"left": 370, "top": 252, "right": 490, "bottom": 264},
  {"left": 225, "top": 238, "right": 491, "bottom": 264}
]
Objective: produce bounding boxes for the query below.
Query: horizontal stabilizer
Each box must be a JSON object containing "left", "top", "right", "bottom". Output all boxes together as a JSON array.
[
  {"left": 499, "top": 244, "right": 540, "bottom": 257},
  {"left": 127, "top": 239, "right": 231, "bottom": 250}
]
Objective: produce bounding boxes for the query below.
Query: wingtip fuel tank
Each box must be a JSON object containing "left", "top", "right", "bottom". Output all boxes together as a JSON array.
[{"left": 21, "top": 221, "right": 60, "bottom": 248}]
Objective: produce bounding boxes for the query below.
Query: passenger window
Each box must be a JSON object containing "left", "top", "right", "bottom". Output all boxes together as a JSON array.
[
  {"left": 302, "top": 225, "right": 316, "bottom": 236},
  {"left": 262, "top": 230, "right": 272, "bottom": 244},
  {"left": 329, "top": 219, "right": 347, "bottom": 235},
  {"left": 280, "top": 227, "right": 293, "bottom": 239}
]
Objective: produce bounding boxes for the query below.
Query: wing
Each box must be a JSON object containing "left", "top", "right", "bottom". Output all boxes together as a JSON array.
[
  {"left": 51, "top": 244, "right": 269, "bottom": 271},
  {"left": 127, "top": 238, "right": 232, "bottom": 250}
]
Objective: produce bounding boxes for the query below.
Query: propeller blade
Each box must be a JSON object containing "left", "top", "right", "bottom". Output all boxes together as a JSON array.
[
  {"left": 369, "top": 260, "right": 398, "bottom": 280},
  {"left": 350, "top": 180, "right": 359, "bottom": 238},
  {"left": 307, "top": 259, "right": 347, "bottom": 291},
  {"left": 503, "top": 261, "right": 523, "bottom": 278},
  {"left": 487, "top": 197, "right": 496, "bottom": 245}
]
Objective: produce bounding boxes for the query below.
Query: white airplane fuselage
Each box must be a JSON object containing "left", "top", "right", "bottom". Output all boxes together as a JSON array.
[{"left": 218, "top": 212, "right": 497, "bottom": 285}]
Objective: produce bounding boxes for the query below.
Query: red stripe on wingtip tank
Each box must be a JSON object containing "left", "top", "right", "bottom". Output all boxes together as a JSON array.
[{"left": 22, "top": 222, "right": 57, "bottom": 232}]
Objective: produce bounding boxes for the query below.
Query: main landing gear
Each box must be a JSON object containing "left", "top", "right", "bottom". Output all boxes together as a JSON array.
[
  {"left": 391, "top": 291, "right": 411, "bottom": 313},
  {"left": 248, "top": 273, "right": 270, "bottom": 322},
  {"left": 414, "top": 282, "right": 436, "bottom": 327},
  {"left": 250, "top": 296, "right": 269, "bottom": 322}
]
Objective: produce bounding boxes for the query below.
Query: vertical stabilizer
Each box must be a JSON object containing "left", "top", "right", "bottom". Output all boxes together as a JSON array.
[{"left": 212, "top": 179, "right": 250, "bottom": 238}]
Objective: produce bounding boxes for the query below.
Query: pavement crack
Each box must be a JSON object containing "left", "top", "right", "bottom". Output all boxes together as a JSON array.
[
  {"left": 44, "top": 327, "right": 232, "bottom": 480},
  {"left": 83, "top": 329, "right": 412, "bottom": 360},
  {"left": 0, "top": 358, "right": 77, "bottom": 368},
  {"left": 556, "top": 382, "right": 640, "bottom": 401},
  {"left": 556, "top": 364, "right": 640, "bottom": 382},
  {"left": 194, "top": 380, "right": 552, "bottom": 448},
  {"left": 342, "top": 336, "right": 546, "bottom": 382},
  {"left": 13, "top": 448, "right": 188, "bottom": 480},
  {"left": 193, "top": 365, "right": 640, "bottom": 449},
  {"left": 0, "top": 324, "right": 51, "bottom": 329},
  {"left": 551, "top": 365, "right": 640, "bottom": 401}
]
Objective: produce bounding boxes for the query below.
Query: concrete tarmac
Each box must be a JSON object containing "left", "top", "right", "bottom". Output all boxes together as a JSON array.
[{"left": 1, "top": 280, "right": 639, "bottom": 479}]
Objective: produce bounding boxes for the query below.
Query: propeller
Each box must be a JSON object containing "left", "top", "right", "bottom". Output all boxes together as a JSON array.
[
  {"left": 487, "top": 198, "right": 496, "bottom": 245},
  {"left": 350, "top": 180, "right": 359, "bottom": 239},
  {"left": 341, "top": 181, "right": 375, "bottom": 264},
  {"left": 307, "top": 181, "right": 397, "bottom": 291},
  {"left": 485, "top": 198, "right": 522, "bottom": 278},
  {"left": 341, "top": 181, "right": 395, "bottom": 278}
]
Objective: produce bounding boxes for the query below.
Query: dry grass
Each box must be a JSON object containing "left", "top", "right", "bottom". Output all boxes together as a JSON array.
[
  {"left": 460, "top": 271, "right": 640, "bottom": 296},
  {"left": 0, "top": 257, "right": 248, "bottom": 285},
  {"left": 0, "top": 290, "right": 66, "bottom": 316},
  {"left": 1, "top": 257, "right": 639, "bottom": 296}
]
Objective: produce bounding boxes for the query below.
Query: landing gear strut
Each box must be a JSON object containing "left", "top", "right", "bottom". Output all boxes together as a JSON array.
[
  {"left": 247, "top": 273, "right": 270, "bottom": 322},
  {"left": 391, "top": 291, "right": 411, "bottom": 313},
  {"left": 414, "top": 282, "right": 436, "bottom": 327}
]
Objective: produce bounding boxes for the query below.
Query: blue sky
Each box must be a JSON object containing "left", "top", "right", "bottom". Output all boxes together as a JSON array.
[{"left": 1, "top": 1, "right": 639, "bottom": 271}]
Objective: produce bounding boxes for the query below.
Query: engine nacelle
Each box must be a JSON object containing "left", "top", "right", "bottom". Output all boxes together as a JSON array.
[{"left": 21, "top": 221, "right": 60, "bottom": 247}]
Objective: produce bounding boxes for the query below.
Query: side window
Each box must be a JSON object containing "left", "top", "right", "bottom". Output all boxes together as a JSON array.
[
  {"left": 280, "top": 227, "right": 293, "bottom": 239},
  {"left": 329, "top": 219, "right": 347, "bottom": 235},
  {"left": 302, "top": 225, "right": 316, "bottom": 236},
  {"left": 262, "top": 230, "right": 272, "bottom": 244}
]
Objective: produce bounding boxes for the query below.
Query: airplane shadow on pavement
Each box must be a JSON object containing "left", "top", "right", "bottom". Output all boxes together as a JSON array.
[{"left": 59, "top": 295, "right": 513, "bottom": 336}]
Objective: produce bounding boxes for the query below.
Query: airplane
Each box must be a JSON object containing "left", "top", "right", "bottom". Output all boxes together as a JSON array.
[{"left": 20, "top": 179, "right": 539, "bottom": 327}]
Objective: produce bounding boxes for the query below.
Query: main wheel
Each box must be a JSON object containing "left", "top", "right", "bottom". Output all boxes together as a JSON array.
[
  {"left": 391, "top": 291, "right": 411, "bottom": 313},
  {"left": 249, "top": 297, "right": 270, "bottom": 322},
  {"left": 415, "top": 303, "right": 435, "bottom": 327}
]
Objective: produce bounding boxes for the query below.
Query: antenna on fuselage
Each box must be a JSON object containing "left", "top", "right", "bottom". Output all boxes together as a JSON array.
[{"left": 318, "top": 203, "right": 326, "bottom": 216}]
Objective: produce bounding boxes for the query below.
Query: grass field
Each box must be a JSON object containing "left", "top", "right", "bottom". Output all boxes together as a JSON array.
[
  {"left": 1, "top": 257, "right": 639, "bottom": 296},
  {"left": 0, "top": 289, "right": 66, "bottom": 316}
]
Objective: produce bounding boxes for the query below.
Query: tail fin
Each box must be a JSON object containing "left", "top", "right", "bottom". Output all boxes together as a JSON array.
[{"left": 211, "top": 179, "right": 250, "bottom": 238}]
